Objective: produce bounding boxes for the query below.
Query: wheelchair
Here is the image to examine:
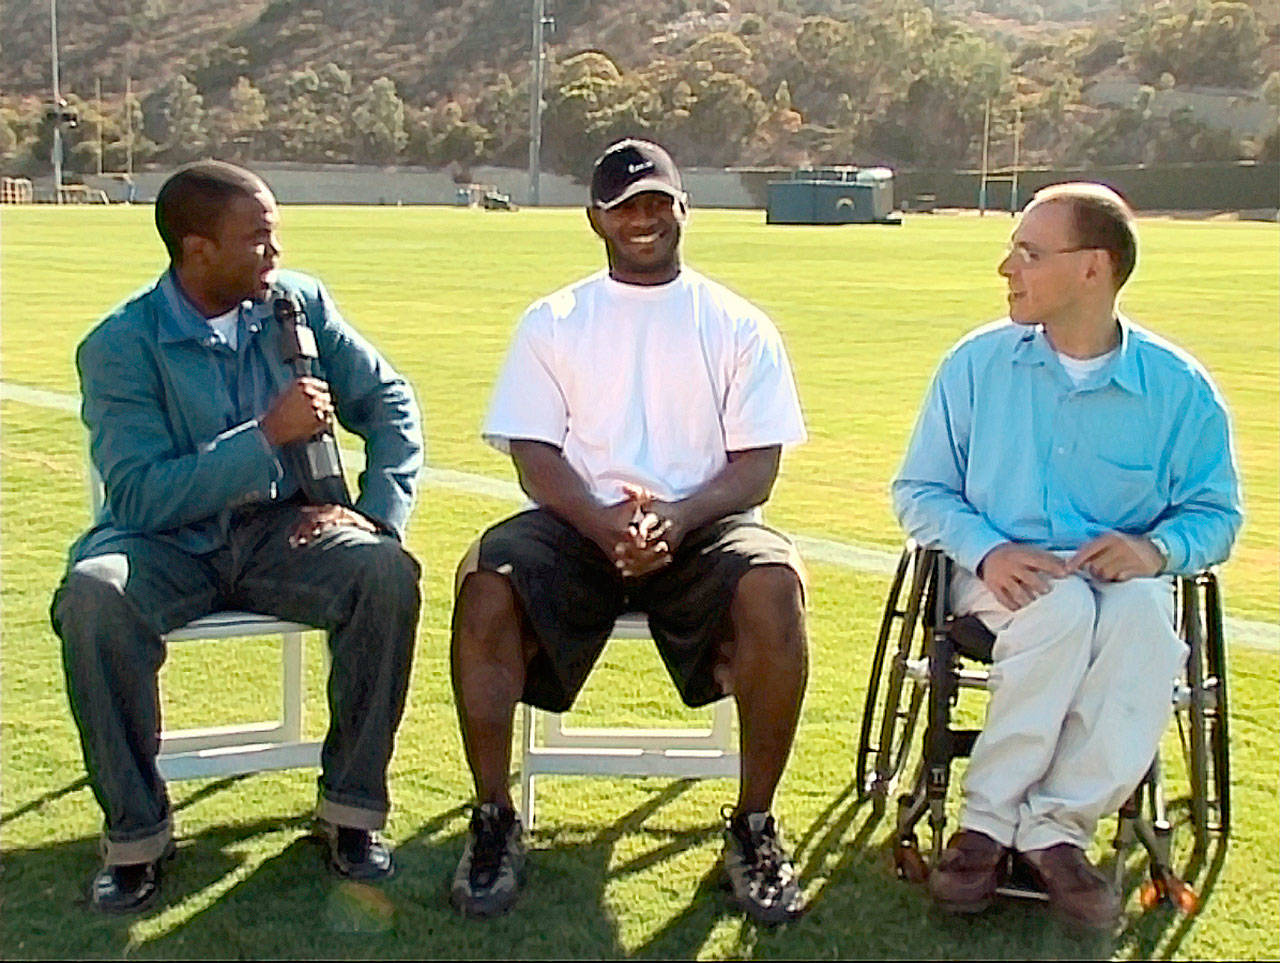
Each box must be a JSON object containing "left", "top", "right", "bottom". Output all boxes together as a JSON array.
[{"left": 856, "top": 544, "right": 1229, "bottom": 913}]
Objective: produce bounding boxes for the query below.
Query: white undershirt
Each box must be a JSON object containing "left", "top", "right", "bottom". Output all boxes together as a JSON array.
[
  {"left": 207, "top": 306, "right": 239, "bottom": 350},
  {"left": 483, "top": 269, "right": 806, "bottom": 505},
  {"left": 1057, "top": 348, "right": 1116, "bottom": 386}
]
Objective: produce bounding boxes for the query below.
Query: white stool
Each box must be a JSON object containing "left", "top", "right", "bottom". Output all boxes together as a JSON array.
[
  {"left": 518, "top": 612, "right": 739, "bottom": 827},
  {"left": 87, "top": 458, "right": 323, "bottom": 782},
  {"left": 156, "top": 612, "right": 323, "bottom": 781}
]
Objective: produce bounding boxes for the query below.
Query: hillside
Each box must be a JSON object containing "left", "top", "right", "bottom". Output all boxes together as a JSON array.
[{"left": 2, "top": 0, "right": 1276, "bottom": 175}]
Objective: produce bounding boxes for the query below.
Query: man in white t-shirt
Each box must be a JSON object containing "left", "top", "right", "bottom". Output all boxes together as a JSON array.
[
  {"left": 892, "top": 183, "right": 1240, "bottom": 928},
  {"left": 448, "top": 139, "right": 809, "bottom": 925}
]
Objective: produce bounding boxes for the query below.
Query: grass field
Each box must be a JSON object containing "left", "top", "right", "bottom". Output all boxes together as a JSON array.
[{"left": 1, "top": 205, "right": 1276, "bottom": 959}]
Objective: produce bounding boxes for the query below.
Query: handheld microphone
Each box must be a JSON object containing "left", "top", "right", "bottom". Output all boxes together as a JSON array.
[{"left": 273, "top": 296, "right": 352, "bottom": 507}]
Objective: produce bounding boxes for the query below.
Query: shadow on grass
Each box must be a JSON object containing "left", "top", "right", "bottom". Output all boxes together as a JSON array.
[
  {"left": 775, "top": 778, "right": 1221, "bottom": 961},
  {"left": 1114, "top": 833, "right": 1229, "bottom": 961},
  {"left": 2, "top": 815, "right": 283, "bottom": 959},
  {"left": 0, "top": 776, "right": 91, "bottom": 827},
  {"left": 0, "top": 775, "right": 1221, "bottom": 960}
]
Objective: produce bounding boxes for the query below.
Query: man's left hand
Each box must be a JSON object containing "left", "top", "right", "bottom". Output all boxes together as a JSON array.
[
  {"left": 613, "top": 485, "right": 694, "bottom": 578},
  {"left": 1067, "top": 532, "right": 1164, "bottom": 581},
  {"left": 289, "top": 504, "right": 377, "bottom": 547}
]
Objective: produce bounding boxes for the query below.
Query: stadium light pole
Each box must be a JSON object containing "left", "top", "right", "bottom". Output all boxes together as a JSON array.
[
  {"left": 527, "top": 0, "right": 547, "bottom": 207},
  {"left": 50, "top": 0, "right": 63, "bottom": 199}
]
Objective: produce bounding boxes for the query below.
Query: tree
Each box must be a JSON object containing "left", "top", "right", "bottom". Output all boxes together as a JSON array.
[
  {"left": 473, "top": 72, "right": 528, "bottom": 167},
  {"left": 270, "top": 64, "right": 354, "bottom": 162},
  {"left": 542, "top": 52, "right": 656, "bottom": 177},
  {"left": 210, "top": 77, "right": 267, "bottom": 160},
  {"left": 0, "top": 112, "right": 20, "bottom": 161},
  {"left": 404, "top": 101, "right": 489, "bottom": 169},
  {"left": 686, "top": 32, "right": 755, "bottom": 77},
  {"left": 1123, "top": 1, "right": 1266, "bottom": 88},
  {"left": 670, "top": 69, "right": 767, "bottom": 166},
  {"left": 144, "top": 74, "right": 207, "bottom": 160},
  {"left": 353, "top": 77, "right": 408, "bottom": 163}
]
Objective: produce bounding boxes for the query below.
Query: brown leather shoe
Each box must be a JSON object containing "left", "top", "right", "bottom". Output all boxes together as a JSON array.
[
  {"left": 928, "top": 830, "right": 1008, "bottom": 913},
  {"left": 1021, "top": 843, "right": 1121, "bottom": 930}
]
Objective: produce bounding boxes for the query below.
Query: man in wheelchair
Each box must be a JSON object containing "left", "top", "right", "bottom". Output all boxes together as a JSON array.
[{"left": 891, "top": 183, "right": 1241, "bottom": 928}]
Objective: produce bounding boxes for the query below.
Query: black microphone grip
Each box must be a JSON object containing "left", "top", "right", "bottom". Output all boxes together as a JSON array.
[{"left": 272, "top": 296, "right": 352, "bottom": 507}]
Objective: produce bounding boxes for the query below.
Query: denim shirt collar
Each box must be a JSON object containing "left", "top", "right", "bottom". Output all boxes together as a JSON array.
[
  {"left": 156, "top": 270, "right": 272, "bottom": 346},
  {"left": 1011, "top": 317, "right": 1142, "bottom": 395}
]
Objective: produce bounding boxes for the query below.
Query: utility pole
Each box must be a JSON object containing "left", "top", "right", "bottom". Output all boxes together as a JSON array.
[
  {"left": 978, "top": 99, "right": 990, "bottom": 216},
  {"left": 527, "top": 0, "right": 548, "bottom": 207},
  {"left": 126, "top": 75, "right": 134, "bottom": 179},
  {"left": 50, "top": 0, "right": 63, "bottom": 199},
  {"left": 96, "top": 77, "right": 104, "bottom": 176},
  {"left": 1010, "top": 104, "right": 1022, "bottom": 214}
]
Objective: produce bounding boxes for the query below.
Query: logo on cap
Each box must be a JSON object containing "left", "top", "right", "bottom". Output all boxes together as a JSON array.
[{"left": 590, "top": 139, "right": 685, "bottom": 211}]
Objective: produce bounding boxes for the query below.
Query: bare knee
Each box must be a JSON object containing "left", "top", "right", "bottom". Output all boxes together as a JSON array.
[
  {"left": 729, "top": 566, "right": 807, "bottom": 665},
  {"left": 452, "top": 570, "right": 524, "bottom": 660}
]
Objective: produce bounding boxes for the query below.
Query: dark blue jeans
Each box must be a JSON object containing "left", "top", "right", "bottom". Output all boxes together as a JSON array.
[{"left": 51, "top": 502, "right": 420, "bottom": 864}]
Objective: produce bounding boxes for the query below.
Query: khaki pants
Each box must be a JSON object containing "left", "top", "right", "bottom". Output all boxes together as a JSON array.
[{"left": 951, "top": 567, "right": 1185, "bottom": 852}]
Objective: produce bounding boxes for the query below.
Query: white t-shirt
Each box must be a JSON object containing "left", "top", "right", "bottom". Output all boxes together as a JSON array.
[
  {"left": 207, "top": 306, "right": 239, "bottom": 350},
  {"left": 484, "top": 268, "right": 806, "bottom": 505},
  {"left": 1056, "top": 348, "right": 1116, "bottom": 385}
]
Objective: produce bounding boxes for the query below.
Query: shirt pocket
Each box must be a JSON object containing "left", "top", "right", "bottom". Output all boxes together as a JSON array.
[{"left": 1072, "top": 452, "right": 1163, "bottom": 530}]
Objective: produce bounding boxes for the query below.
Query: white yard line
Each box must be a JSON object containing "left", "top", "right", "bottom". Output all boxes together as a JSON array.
[{"left": 7, "top": 380, "right": 1276, "bottom": 652}]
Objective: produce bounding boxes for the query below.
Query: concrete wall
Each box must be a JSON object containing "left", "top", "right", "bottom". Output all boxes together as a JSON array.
[
  {"left": 80, "top": 162, "right": 780, "bottom": 209},
  {"left": 77, "top": 160, "right": 1279, "bottom": 213},
  {"left": 897, "top": 161, "right": 1280, "bottom": 213}
]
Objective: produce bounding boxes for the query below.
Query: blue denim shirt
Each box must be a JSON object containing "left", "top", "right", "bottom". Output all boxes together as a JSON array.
[
  {"left": 892, "top": 317, "right": 1242, "bottom": 576},
  {"left": 72, "top": 268, "right": 423, "bottom": 559}
]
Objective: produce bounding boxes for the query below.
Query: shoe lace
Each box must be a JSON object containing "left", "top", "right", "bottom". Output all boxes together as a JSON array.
[
  {"left": 469, "top": 807, "right": 511, "bottom": 886},
  {"left": 729, "top": 810, "right": 796, "bottom": 903}
]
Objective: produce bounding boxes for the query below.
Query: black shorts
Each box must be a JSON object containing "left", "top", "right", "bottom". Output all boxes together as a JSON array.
[{"left": 471, "top": 508, "right": 804, "bottom": 712}]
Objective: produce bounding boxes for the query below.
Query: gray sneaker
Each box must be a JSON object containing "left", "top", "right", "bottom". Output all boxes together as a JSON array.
[
  {"left": 721, "top": 808, "right": 807, "bottom": 925},
  {"left": 450, "top": 803, "right": 526, "bottom": 918}
]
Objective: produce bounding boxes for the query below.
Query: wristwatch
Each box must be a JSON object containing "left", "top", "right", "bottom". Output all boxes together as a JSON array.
[{"left": 1148, "top": 535, "right": 1171, "bottom": 573}]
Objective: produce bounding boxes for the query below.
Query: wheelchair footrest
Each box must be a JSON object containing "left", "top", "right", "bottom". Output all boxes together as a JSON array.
[
  {"left": 996, "top": 853, "right": 1050, "bottom": 902},
  {"left": 1139, "top": 873, "right": 1200, "bottom": 914}
]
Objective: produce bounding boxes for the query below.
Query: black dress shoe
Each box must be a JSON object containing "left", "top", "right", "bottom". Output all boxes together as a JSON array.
[
  {"left": 89, "top": 845, "right": 174, "bottom": 915},
  {"left": 316, "top": 820, "right": 395, "bottom": 881}
]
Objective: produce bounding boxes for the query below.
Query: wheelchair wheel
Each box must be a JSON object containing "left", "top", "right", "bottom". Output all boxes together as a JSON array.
[
  {"left": 1203, "top": 573, "right": 1230, "bottom": 836},
  {"left": 856, "top": 547, "right": 931, "bottom": 811},
  {"left": 1176, "top": 573, "right": 1230, "bottom": 853}
]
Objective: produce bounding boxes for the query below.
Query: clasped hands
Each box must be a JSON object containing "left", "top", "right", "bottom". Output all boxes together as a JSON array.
[
  {"left": 601, "top": 484, "right": 687, "bottom": 578},
  {"left": 979, "top": 532, "right": 1166, "bottom": 611}
]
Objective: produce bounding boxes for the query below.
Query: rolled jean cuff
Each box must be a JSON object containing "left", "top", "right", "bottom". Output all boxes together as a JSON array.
[
  {"left": 102, "top": 817, "right": 172, "bottom": 865},
  {"left": 316, "top": 796, "right": 385, "bottom": 831}
]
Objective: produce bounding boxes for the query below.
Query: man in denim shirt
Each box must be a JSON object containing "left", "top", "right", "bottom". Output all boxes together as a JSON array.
[
  {"left": 893, "top": 183, "right": 1241, "bottom": 929},
  {"left": 51, "top": 161, "right": 423, "bottom": 913}
]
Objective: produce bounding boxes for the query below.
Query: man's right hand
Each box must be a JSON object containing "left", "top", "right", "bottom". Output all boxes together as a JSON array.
[
  {"left": 583, "top": 496, "right": 671, "bottom": 578},
  {"left": 977, "top": 542, "right": 1069, "bottom": 611},
  {"left": 260, "top": 377, "right": 333, "bottom": 447}
]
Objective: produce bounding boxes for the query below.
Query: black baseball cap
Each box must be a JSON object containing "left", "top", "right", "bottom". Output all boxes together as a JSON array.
[{"left": 589, "top": 139, "right": 686, "bottom": 210}]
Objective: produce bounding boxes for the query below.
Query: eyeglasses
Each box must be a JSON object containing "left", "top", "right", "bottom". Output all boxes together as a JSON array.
[{"left": 1003, "top": 243, "right": 1100, "bottom": 266}]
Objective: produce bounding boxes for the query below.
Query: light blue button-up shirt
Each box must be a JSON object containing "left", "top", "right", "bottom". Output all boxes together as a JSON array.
[
  {"left": 892, "top": 317, "right": 1242, "bottom": 576},
  {"left": 73, "top": 268, "right": 423, "bottom": 560}
]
